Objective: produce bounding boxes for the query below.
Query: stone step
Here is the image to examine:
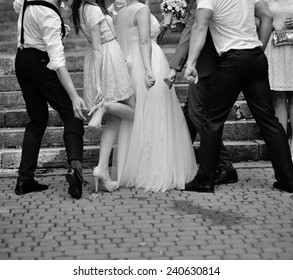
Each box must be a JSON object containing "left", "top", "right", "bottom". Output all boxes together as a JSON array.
[
  {"left": 0, "top": 68, "right": 248, "bottom": 94},
  {"left": 0, "top": 18, "right": 75, "bottom": 34},
  {"left": 0, "top": 83, "right": 245, "bottom": 113},
  {"left": 0, "top": 71, "right": 83, "bottom": 91},
  {"left": 0, "top": 1, "right": 13, "bottom": 12},
  {"left": 0, "top": 47, "right": 180, "bottom": 74},
  {"left": 0, "top": 37, "right": 89, "bottom": 53},
  {"left": 0, "top": 31, "right": 180, "bottom": 46},
  {"left": 0, "top": 51, "right": 86, "bottom": 75},
  {"left": 0, "top": 125, "right": 101, "bottom": 149},
  {"left": 0, "top": 32, "right": 180, "bottom": 53},
  {"left": 0, "top": 21, "right": 17, "bottom": 34},
  {"left": 0, "top": 145, "right": 100, "bottom": 169},
  {"left": 0, "top": 10, "right": 18, "bottom": 22},
  {"left": 0, "top": 2, "right": 163, "bottom": 18},
  {"left": 0, "top": 28, "right": 88, "bottom": 42},
  {"left": 0, "top": 140, "right": 268, "bottom": 169},
  {"left": 0, "top": 82, "right": 195, "bottom": 109},
  {"left": 0, "top": 119, "right": 262, "bottom": 150},
  {"left": 0, "top": 99, "right": 252, "bottom": 129},
  {"left": 3, "top": 69, "right": 197, "bottom": 91}
]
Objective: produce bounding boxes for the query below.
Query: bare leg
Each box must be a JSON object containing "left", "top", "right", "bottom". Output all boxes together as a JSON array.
[
  {"left": 106, "top": 94, "right": 135, "bottom": 121},
  {"left": 90, "top": 95, "right": 135, "bottom": 193},
  {"left": 98, "top": 115, "right": 121, "bottom": 169},
  {"left": 92, "top": 115, "right": 121, "bottom": 193},
  {"left": 272, "top": 91, "right": 288, "bottom": 133},
  {"left": 88, "top": 95, "right": 135, "bottom": 128}
]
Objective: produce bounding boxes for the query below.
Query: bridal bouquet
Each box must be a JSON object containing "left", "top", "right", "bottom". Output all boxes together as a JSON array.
[
  {"left": 157, "top": 0, "right": 187, "bottom": 44},
  {"left": 160, "top": 0, "right": 187, "bottom": 22}
]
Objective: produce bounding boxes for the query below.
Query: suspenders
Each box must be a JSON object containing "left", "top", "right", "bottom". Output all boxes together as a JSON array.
[{"left": 20, "top": 0, "right": 66, "bottom": 49}]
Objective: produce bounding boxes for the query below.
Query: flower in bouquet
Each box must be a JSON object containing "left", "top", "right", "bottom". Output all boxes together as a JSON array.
[{"left": 160, "top": 0, "right": 187, "bottom": 23}]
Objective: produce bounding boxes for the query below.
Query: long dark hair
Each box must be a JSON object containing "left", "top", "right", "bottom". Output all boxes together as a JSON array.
[{"left": 71, "top": 0, "right": 109, "bottom": 35}]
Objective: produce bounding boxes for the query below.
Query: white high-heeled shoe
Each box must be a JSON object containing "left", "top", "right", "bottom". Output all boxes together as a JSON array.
[{"left": 92, "top": 166, "right": 119, "bottom": 193}]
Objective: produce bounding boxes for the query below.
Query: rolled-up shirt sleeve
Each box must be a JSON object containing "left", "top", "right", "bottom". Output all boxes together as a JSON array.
[
  {"left": 38, "top": 10, "right": 66, "bottom": 71},
  {"left": 13, "top": 0, "right": 23, "bottom": 14},
  {"left": 197, "top": 0, "right": 214, "bottom": 10}
]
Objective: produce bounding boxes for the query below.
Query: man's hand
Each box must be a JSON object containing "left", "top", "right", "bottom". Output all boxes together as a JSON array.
[
  {"left": 72, "top": 96, "right": 87, "bottom": 121},
  {"left": 184, "top": 65, "right": 199, "bottom": 84},
  {"left": 164, "top": 68, "right": 177, "bottom": 89}
]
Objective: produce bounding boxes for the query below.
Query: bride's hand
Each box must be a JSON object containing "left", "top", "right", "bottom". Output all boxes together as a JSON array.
[
  {"left": 162, "top": 12, "right": 173, "bottom": 27},
  {"left": 145, "top": 72, "right": 156, "bottom": 89}
]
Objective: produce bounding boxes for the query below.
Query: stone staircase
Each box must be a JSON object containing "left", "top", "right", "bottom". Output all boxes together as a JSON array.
[{"left": 0, "top": 0, "right": 268, "bottom": 170}]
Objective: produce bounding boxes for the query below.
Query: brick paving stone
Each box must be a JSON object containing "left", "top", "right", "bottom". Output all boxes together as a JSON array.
[
  {"left": 102, "top": 243, "right": 118, "bottom": 249},
  {"left": 65, "top": 249, "right": 96, "bottom": 256},
  {"left": 76, "top": 254, "right": 108, "bottom": 260},
  {"left": 55, "top": 245, "right": 85, "bottom": 252}
]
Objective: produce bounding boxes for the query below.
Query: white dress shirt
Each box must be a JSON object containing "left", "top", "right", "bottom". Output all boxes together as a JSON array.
[
  {"left": 197, "top": 0, "right": 262, "bottom": 55},
  {"left": 13, "top": 0, "right": 66, "bottom": 71}
]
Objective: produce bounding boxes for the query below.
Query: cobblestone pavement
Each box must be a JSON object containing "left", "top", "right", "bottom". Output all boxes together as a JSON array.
[{"left": 0, "top": 162, "right": 292, "bottom": 260}]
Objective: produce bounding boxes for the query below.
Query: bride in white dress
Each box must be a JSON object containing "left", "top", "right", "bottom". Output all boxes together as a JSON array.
[{"left": 115, "top": 0, "right": 197, "bottom": 192}]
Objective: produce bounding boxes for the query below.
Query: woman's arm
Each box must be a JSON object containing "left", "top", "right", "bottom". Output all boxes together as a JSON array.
[
  {"left": 135, "top": 6, "right": 155, "bottom": 89},
  {"left": 90, "top": 23, "right": 103, "bottom": 95}
]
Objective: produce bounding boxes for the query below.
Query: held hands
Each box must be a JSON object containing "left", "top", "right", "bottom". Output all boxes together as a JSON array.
[
  {"left": 145, "top": 71, "right": 156, "bottom": 90},
  {"left": 72, "top": 96, "right": 87, "bottom": 121},
  {"left": 184, "top": 65, "right": 199, "bottom": 84},
  {"left": 164, "top": 68, "right": 177, "bottom": 89},
  {"left": 285, "top": 17, "right": 293, "bottom": 29}
]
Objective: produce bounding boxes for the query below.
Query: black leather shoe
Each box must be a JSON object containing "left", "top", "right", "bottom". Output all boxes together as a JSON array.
[
  {"left": 214, "top": 169, "right": 238, "bottom": 185},
  {"left": 66, "top": 168, "right": 82, "bottom": 199},
  {"left": 273, "top": 181, "right": 293, "bottom": 193},
  {"left": 15, "top": 179, "right": 48, "bottom": 195},
  {"left": 184, "top": 178, "right": 214, "bottom": 193}
]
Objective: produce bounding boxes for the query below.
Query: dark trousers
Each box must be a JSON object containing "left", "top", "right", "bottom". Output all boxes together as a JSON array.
[
  {"left": 183, "top": 77, "right": 234, "bottom": 171},
  {"left": 15, "top": 48, "right": 84, "bottom": 181},
  {"left": 197, "top": 47, "right": 293, "bottom": 186}
]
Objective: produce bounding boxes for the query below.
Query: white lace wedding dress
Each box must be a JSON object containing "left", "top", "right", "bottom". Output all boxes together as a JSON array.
[{"left": 116, "top": 3, "right": 197, "bottom": 192}]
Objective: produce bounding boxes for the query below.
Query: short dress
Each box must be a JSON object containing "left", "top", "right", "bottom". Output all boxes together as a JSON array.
[
  {"left": 79, "top": 4, "right": 134, "bottom": 109},
  {"left": 265, "top": 0, "right": 293, "bottom": 91}
]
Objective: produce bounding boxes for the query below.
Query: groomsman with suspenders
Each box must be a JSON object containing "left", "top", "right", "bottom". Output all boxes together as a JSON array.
[{"left": 13, "top": 0, "right": 86, "bottom": 199}]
